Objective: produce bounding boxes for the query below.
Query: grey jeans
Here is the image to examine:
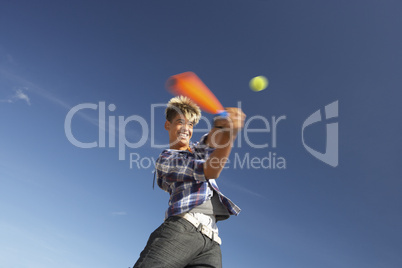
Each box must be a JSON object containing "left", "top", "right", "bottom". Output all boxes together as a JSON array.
[{"left": 133, "top": 216, "right": 222, "bottom": 268}]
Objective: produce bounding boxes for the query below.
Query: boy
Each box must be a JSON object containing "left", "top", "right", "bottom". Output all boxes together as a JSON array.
[{"left": 133, "top": 96, "right": 245, "bottom": 268}]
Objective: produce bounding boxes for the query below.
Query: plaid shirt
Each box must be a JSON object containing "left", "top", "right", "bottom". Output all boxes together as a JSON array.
[{"left": 155, "top": 135, "right": 241, "bottom": 219}]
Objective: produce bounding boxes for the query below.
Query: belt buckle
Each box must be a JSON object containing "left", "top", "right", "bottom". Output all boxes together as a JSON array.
[
  {"left": 202, "top": 225, "right": 210, "bottom": 238},
  {"left": 184, "top": 213, "right": 221, "bottom": 245},
  {"left": 201, "top": 225, "right": 215, "bottom": 241}
]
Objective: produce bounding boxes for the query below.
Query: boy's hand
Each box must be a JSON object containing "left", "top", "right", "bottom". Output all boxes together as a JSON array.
[{"left": 214, "top": 108, "right": 246, "bottom": 132}]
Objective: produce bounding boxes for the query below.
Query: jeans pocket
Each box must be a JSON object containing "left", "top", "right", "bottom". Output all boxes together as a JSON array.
[{"left": 165, "top": 216, "right": 195, "bottom": 233}]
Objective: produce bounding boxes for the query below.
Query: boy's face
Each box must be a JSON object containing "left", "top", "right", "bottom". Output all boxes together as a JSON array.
[{"left": 165, "top": 113, "right": 194, "bottom": 150}]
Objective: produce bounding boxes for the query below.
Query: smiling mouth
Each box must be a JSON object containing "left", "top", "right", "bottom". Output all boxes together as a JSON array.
[{"left": 179, "top": 132, "right": 189, "bottom": 139}]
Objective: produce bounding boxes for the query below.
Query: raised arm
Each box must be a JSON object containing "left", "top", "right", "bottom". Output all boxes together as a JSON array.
[{"left": 204, "top": 108, "right": 246, "bottom": 179}]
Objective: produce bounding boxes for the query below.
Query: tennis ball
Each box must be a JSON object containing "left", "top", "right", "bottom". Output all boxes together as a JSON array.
[{"left": 249, "top": 76, "right": 268, "bottom": 92}]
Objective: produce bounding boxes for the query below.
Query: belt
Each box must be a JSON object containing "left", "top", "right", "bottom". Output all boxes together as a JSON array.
[{"left": 180, "top": 213, "right": 222, "bottom": 245}]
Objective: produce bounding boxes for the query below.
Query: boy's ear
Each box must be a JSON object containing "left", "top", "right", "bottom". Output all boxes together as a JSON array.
[{"left": 164, "top": 120, "right": 170, "bottom": 131}]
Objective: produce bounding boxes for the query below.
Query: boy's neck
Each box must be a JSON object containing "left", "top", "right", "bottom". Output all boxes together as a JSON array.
[{"left": 170, "top": 144, "right": 191, "bottom": 151}]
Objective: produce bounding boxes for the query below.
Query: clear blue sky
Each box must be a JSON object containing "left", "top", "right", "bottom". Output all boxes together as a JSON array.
[{"left": 1, "top": 1, "right": 401, "bottom": 267}]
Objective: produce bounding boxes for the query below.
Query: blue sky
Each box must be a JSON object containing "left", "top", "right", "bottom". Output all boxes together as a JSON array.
[{"left": 1, "top": 1, "right": 401, "bottom": 267}]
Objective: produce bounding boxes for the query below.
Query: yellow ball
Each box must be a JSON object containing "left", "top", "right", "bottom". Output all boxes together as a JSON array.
[{"left": 249, "top": 76, "right": 268, "bottom": 92}]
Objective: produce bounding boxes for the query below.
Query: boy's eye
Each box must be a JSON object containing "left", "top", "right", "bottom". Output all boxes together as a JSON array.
[{"left": 175, "top": 119, "right": 193, "bottom": 128}]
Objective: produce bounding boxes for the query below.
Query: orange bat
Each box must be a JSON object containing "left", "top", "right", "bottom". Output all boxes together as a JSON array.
[{"left": 165, "top": 72, "right": 227, "bottom": 117}]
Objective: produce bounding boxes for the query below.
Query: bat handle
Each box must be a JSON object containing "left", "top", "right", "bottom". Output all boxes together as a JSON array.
[{"left": 215, "top": 110, "right": 228, "bottom": 118}]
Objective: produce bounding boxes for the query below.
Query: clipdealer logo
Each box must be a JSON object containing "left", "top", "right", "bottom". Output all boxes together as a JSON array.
[
  {"left": 302, "top": 101, "right": 339, "bottom": 167},
  {"left": 64, "top": 100, "right": 339, "bottom": 169}
]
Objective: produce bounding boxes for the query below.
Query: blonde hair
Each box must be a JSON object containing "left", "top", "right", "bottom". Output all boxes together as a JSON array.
[{"left": 165, "top": 96, "right": 201, "bottom": 125}]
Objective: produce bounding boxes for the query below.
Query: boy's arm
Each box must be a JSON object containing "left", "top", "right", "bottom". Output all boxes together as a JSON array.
[
  {"left": 156, "top": 151, "right": 207, "bottom": 184},
  {"left": 204, "top": 108, "right": 245, "bottom": 180}
]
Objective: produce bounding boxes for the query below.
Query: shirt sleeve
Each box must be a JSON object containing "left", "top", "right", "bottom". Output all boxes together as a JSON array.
[
  {"left": 192, "top": 134, "right": 215, "bottom": 156},
  {"left": 155, "top": 150, "right": 207, "bottom": 190}
]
